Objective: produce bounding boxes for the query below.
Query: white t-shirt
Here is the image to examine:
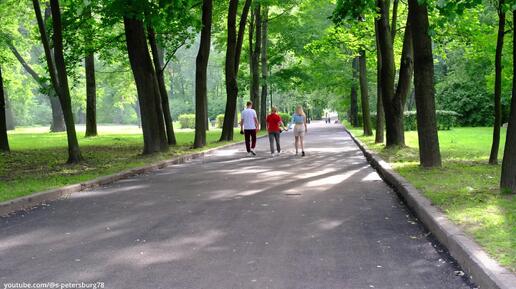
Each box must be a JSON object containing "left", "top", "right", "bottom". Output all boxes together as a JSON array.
[{"left": 241, "top": 108, "right": 258, "bottom": 130}]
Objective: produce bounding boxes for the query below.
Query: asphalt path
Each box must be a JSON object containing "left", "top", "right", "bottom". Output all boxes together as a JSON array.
[{"left": 0, "top": 122, "right": 475, "bottom": 289}]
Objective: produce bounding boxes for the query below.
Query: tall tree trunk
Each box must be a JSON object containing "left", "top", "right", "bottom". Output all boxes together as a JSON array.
[
  {"left": 147, "top": 26, "right": 177, "bottom": 145},
  {"left": 377, "top": 0, "right": 404, "bottom": 147},
  {"left": 490, "top": 1, "right": 506, "bottom": 165},
  {"left": 8, "top": 44, "right": 64, "bottom": 132},
  {"left": 375, "top": 19, "right": 385, "bottom": 143},
  {"left": 220, "top": 0, "right": 239, "bottom": 141},
  {"left": 235, "top": 0, "right": 252, "bottom": 74},
  {"left": 124, "top": 17, "right": 168, "bottom": 154},
  {"left": 34, "top": 0, "right": 82, "bottom": 163},
  {"left": 250, "top": 4, "right": 262, "bottom": 123},
  {"left": 260, "top": 5, "right": 269, "bottom": 130},
  {"left": 85, "top": 53, "right": 97, "bottom": 137},
  {"left": 408, "top": 0, "right": 442, "bottom": 168},
  {"left": 359, "top": 50, "right": 373, "bottom": 136},
  {"left": 397, "top": 18, "right": 414, "bottom": 108},
  {"left": 500, "top": 10, "right": 516, "bottom": 193},
  {"left": 194, "top": 0, "right": 213, "bottom": 148},
  {"left": 350, "top": 57, "right": 359, "bottom": 127},
  {"left": 0, "top": 66, "right": 10, "bottom": 152}
]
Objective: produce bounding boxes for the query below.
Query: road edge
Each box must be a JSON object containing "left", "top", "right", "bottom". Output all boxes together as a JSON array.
[
  {"left": 0, "top": 138, "right": 259, "bottom": 217},
  {"left": 344, "top": 127, "right": 516, "bottom": 289}
]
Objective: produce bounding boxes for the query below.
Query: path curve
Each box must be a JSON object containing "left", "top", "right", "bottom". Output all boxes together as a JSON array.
[{"left": 0, "top": 122, "right": 474, "bottom": 289}]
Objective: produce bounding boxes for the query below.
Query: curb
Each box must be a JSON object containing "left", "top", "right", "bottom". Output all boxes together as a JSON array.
[
  {"left": 344, "top": 128, "right": 516, "bottom": 289},
  {"left": 0, "top": 137, "right": 260, "bottom": 217}
]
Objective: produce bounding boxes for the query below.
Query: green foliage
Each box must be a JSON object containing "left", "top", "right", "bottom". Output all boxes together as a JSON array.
[
  {"left": 365, "top": 110, "right": 460, "bottom": 131},
  {"left": 178, "top": 113, "right": 196, "bottom": 129},
  {"left": 216, "top": 114, "right": 225, "bottom": 128},
  {"left": 278, "top": 112, "right": 291, "bottom": 124}
]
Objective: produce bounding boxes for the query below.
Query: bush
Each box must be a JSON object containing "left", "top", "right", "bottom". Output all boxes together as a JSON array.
[
  {"left": 278, "top": 112, "right": 291, "bottom": 124},
  {"left": 367, "top": 110, "right": 460, "bottom": 131},
  {"left": 216, "top": 114, "right": 225, "bottom": 128},
  {"left": 178, "top": 114, "right": 195, "bottom": 129}
]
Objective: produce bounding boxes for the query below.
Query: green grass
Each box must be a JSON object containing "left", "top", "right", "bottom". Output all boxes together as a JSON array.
[
  {"left": 0, "top": 125, "right": 252, "bottom": 203},
  {"left": 348, "top": 125, "right": 515, "bottom": 272}
]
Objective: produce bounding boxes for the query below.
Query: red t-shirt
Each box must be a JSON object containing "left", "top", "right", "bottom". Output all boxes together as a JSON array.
[{"left": 266, "top": 113, "right": 282, "bottom": 132}]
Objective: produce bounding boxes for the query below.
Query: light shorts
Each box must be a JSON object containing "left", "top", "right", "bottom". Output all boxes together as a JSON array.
[{"left": 293, "top": 124, "right": 305, "bottom": 137}]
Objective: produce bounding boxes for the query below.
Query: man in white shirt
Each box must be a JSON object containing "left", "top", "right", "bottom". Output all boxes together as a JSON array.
[{"left": 240, "top": 101, "right": 260, "bottom": 156}]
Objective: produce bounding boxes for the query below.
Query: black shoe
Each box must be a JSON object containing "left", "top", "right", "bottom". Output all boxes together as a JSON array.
[{"left": 301, "top": 151, "right": 305, "bottom": 157}]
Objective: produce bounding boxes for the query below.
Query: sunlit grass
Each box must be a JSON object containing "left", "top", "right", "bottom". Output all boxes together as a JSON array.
[
  {"left": 348, "top": 125, "right": 515, "bottom": 271},
  {"left": 0, "top": 125, "right": 252, "bottom": 203}
]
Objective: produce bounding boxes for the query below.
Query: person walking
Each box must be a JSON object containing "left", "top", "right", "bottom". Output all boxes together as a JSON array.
[
  {"left": 240, "top": 101, "right": 259, "bottom": 156},
  {"left": 266, "top": 106, "right": 287, "bottom": 157},
  {"left": 292, "top": 105, "right": 308, "bottom": 156}
]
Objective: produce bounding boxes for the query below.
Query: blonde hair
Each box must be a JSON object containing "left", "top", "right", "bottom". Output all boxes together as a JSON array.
[
  {"left": 271, "top": 106, "right": 278, "bottom": 113},
  {"left": 295, "top": 105, "right": 306, "bottom": 117}
]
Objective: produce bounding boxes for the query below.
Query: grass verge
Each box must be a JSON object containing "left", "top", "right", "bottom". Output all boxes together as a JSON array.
[
  {"left": 347, "top": 125, "right": 515, "bottom": 272},
  {"left": 0, "top": 125, "right": 258, "bottom": 203}
]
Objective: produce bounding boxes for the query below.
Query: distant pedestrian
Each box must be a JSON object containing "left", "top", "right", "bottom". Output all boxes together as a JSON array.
[
  {"left": 240, "top": 101, "right": 259, "bottom": 156},
  {"left": 266, "top": 106, "right": 287, "bottom": 157},
  {"left": 292, "top": 105, "right": 308, "bottom": 157}
]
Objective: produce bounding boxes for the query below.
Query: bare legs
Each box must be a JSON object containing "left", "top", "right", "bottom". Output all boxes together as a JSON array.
[{"left": 294, "top": 136, "right": 305, "bottom": 156}]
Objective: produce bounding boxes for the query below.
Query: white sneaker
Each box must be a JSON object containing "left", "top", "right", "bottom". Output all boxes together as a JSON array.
[
  {"left": 271, "top": 153, "right": 275, "bottom": 158},
  {"left": 250, "top": 150, "right": 256, "bottom": 156}
]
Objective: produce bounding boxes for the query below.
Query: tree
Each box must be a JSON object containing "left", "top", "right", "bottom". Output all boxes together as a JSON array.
[
  {"left": 358, "top": 50, "right": 372, "bottom": 136},
  {"left": 220, "top": 0, "right": 244, "bottom": 141},
  {"left": 349, "top": 57, "right": 359, "bottom": 127},
  {"left": 500, "top": 9, "right": 516, "bottom": 193},
  {"left": 124, "top": 16, "right": 168, "bottom": 154},
  {"left": 147, "top": 26, "right": 177, "bottom": 146},
  {"left": 260, "top": 5, "right": 269, "bottom": 130},
  {"left": 33, "top": 0, "right": 82, "bottom": 163},
  {"left": 0, "top": 66, "right": 9, "bottom": 152},
  {"left": 85, "top": 53, "right": 97, "bottom": 137},
  {"left": 194, "top": 0, "right": 213, "bottom": 148},
  {"left": 374, "top": 19, "right": 384, "bottom": 143},
  {"left": 408, "top": 0, "right": 441, "bottom": 168},
  {"left": 489, "top": 0, "right": 506, "bottom": 164},
  {"left": 7, "top": 44, "right": 65, "bottom": 132},
  {"left": 250, "top": 3, "right": 262, "bottom": 124}
]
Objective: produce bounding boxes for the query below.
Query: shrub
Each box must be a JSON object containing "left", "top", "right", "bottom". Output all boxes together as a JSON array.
[
  {"left": 278, "top": 112, "right": 291, "bottom": 124},
  {"left": 178, "top": 114, "right": 195, "bottom": 129},
  {"left": 366, "top": 110, "right": 460, "bottom": 131},
  {"left": 216, "top": 114, "right": 225, "bottom": 128}
]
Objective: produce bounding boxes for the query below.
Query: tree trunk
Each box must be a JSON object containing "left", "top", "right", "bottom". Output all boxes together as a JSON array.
[
  {"left": 8, "top": 43, "right": 64, "bottom": 132},
  {"left": 250, "top": 4, "right": 262, "bottom": 123},
  {"left": 260, "top": 5, "right": 269, "bottom": 130},
  {"left": 235, "top": 0, "right": 252, "bottom": 74},
  {"left": 375, "top": 19, "right": 385, "bottom": 143},
  {"left": 350, "top": 57, "right": 359, "bottom": 127},
  {"left": 124, "top": 17, "right": 168, "bottom": 154},
  {"left": 220, "top": 0, "right": 239, "bottom": 141},
  {"left": 408, "top": 0, "right": 442, "bottom": 168},
  {"left": 490, "top": 1, "right": 506, "bottom": 165},
  {"left": 194, "top": 0, "right": 213, "bottom": 148},
  {"left": 397, "top": 18, "right": 414, "bottom": 108},
  {"left": 85, "top": 53, "right": 97, "bottom": 137},
  {"left": 35, "top": 0, "right": 82, "bottom": 163},
  {"left": 359, "top": 50, "right": 373, "bottom": 136},
  {"left": 147, "top": 26, "right": 177, "bottom": 145},
  {"left": 500, "top": 10, "right": 516, "bottom": 194},
  {"left": 0, "top": 66, "right": 10, "bottom": 152},
  {"left": 377, "top": 0, "right": 404, "bottom": 147}
]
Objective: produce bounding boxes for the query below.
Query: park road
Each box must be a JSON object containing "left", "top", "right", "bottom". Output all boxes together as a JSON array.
[{"left": 0, "top": 122, "right": 474, "bottom": 289}]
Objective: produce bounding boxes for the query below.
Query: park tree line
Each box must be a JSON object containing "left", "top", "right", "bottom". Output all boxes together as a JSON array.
[{"left": 0, "top": 0, "right": 515, "bottom": 193}]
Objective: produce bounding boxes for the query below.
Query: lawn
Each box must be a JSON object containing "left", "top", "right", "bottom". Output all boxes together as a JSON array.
[
  {"left": 0, "top": 125, "right": 251, "bottom": 203},
  {"left": 347, "top": 126, "right": 516, "bottom": 272}
]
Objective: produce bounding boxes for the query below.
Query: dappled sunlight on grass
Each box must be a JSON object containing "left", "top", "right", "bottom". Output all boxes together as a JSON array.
[{"left": 348, "top": 125, "right": 515, "bottom": 271}]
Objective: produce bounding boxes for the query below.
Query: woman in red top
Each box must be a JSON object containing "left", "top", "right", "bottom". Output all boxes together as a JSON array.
[{"left": 266, "top": 106, "right": 287, "bottom": 157}]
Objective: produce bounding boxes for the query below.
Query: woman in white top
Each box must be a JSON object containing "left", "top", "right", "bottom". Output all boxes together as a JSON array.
[{"left": 292, "top": 105, "right": 308, "bottom": 156}]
